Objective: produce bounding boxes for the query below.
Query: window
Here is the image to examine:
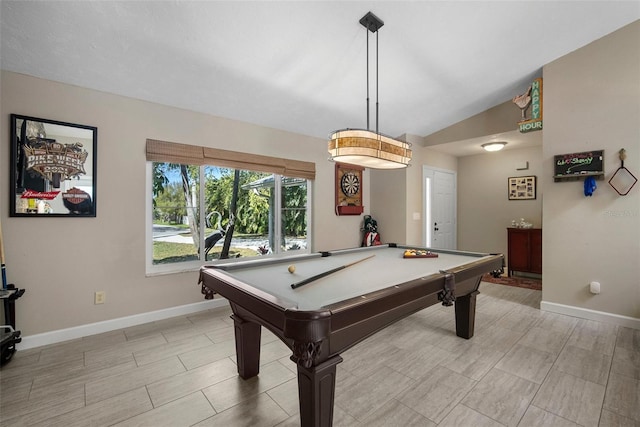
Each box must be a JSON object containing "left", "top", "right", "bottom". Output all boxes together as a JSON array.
[{"left": 145, "top": 140, "right": 314, "bottom": 275}]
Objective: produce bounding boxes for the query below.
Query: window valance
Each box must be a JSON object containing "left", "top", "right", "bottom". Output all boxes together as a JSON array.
[{"left": 146, "top": 139, "right": 315, "bottom": 180}]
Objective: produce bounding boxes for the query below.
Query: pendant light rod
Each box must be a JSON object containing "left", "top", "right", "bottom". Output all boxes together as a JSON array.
[
  {"left": 376, "top": 29, "right": 379, "bottom": 134},
  {"left": 366, "top": 25, "right": 370, "bottom": 131},
  {"left": 360, "top": 12, "right": 384, "bottom": 133}
]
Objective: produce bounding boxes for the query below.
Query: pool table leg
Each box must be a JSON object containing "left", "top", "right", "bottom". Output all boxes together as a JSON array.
[
  {"left": 231, "top": 314, "right": 261, "bottom": 379},
  {"left": 297, "top": 355, "right": 343, "bottom": 427},
  {"left": 454, "top": 290, "right": 480, "bottom": 339}
]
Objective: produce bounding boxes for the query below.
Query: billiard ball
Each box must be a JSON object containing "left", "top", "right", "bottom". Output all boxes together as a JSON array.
[{"left": 288, "top": 265, "right": 296, "bottom": 274}]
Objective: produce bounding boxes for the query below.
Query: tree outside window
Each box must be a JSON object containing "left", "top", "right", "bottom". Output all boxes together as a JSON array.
[{"left": 150, "top": 162, "right": 310, "bottom": 270}]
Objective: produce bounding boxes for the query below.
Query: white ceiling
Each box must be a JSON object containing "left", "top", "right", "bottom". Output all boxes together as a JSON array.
[{"left": 2, "top": 1, "right": 638, "bottom": 156}]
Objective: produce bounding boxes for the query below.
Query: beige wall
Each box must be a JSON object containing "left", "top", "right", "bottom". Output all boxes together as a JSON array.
[
  {"left": 457, "top": 145, "right": 543, "bottom": 255},
  {"left": 541, "top": 21, "right": 639, "bottom": 319},
  {"left": 370, "top": 168, "right": 406, "bottom": 245},
  {"left": 0, "top": 71, "right": 367, "bottom": 336}
]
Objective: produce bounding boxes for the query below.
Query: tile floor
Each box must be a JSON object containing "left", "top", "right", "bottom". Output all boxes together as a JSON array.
[{"left": 0, "top": 282, "right": 638, "bottom": 426}]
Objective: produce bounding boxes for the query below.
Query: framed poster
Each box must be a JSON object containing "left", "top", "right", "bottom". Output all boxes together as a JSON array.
[
  {"left": 10, "top": 114, "right": 97, "bottom": 217},
  {"left": 508, "top": 175, "right": 536, "bottom": 200}
]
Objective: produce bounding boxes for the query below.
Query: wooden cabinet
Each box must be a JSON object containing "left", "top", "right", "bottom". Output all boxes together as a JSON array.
[{"left": 507, "top": 228, "right": 542, "bottom": 276}]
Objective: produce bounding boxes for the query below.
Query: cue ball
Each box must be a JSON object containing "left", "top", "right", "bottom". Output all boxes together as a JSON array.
[{"left": 288, "top": 265, "right": 296, "bottom": 274}]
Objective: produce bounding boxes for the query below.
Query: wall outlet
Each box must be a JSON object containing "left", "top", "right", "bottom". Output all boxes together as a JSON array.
[{"left": 94, "top": 291, "right": 106, "bottom": 304}]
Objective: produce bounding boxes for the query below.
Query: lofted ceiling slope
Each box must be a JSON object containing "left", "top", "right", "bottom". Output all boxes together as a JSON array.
[{"left": 1, "top": 1, "right": 638, "bottom": 151}]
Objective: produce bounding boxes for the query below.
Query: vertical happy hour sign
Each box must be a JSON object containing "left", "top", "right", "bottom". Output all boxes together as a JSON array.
[{"left": 513, "top": 78, "right": 543, "bottom": 133}]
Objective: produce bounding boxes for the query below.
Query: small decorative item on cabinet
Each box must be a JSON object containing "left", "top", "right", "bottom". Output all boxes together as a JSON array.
[{"left": 512, "top": 218, "right": 534, "bottom": 229}]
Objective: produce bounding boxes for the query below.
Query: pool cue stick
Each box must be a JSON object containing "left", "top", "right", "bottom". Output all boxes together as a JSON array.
[
  {"left": 291, "top": 254, "right": 375, "bottom": 289},
  {"left": 0, "top": 216, "right": 7, "bottom": 289}
]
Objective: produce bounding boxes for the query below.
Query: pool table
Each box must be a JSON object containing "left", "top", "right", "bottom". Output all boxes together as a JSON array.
[{"left": 198, "top": 244, "right": 503, "bottom": 427}]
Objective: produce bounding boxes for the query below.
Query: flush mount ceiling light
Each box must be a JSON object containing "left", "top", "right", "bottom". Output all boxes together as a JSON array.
[
  {"left": 482, "top": 142, "right": 507, "bottom": 152},
  {"left": 328, "top": 12, "right": 412, "bottom": 170}
]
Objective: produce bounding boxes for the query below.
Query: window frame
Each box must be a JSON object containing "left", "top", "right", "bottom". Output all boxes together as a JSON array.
[{"left": 146, "top": 162, "right": 313, "bottom": 276}]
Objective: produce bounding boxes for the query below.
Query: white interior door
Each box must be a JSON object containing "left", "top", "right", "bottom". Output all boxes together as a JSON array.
[{"left": 423, "top": 167, "right": 457, "bottom": 249}]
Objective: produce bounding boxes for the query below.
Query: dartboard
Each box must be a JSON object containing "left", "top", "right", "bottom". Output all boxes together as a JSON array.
[{"left": 340, "top": 172, "right": 360, "bottom": 196}]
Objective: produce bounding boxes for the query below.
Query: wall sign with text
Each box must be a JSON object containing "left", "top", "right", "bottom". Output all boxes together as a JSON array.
[
  {"left": 554, "top": 150, "right": 604, "bottom": 182},
  {"left": 513, "top": 78, "right": 543, "bottom": 133}
]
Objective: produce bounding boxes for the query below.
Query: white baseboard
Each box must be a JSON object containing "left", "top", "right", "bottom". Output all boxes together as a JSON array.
[
  {"left": 19, "top": 298, "right": 637, "bottom": 350},
  {"left": 541, "top": 301, "right": 640, "bottom": 330},
  {"left": 18, "top": 298, "right": 229, "bottom": 350}
]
